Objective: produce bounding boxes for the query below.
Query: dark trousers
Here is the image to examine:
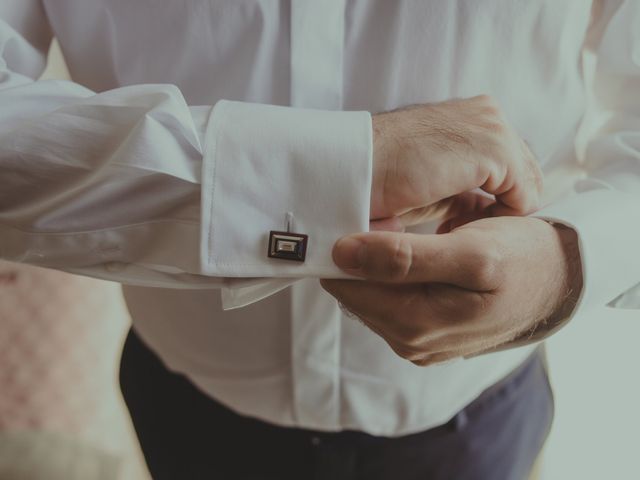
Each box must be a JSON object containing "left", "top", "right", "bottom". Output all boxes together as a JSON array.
[{"left": 119, "top": 329, "right": 554, "bottom": 480}]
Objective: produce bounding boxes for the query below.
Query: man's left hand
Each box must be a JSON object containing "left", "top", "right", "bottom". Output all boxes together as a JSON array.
[{"left": 320, "top": 216, "right": 582, "bottom": 366}]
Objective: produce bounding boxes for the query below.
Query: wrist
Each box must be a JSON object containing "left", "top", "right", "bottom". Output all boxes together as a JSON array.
[
  {"left": 370, "top": 112, "right": 403, "bottom": 220},
  {"left": 529, "top": 220, "right": 582, "bottom": 335},
  {"left": 370, "top": 114, "right": 388, "bottom": 219}
]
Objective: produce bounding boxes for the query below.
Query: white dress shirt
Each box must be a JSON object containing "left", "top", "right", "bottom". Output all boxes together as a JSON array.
[{"left": 0, "top": 0, "right": 638, "bottom": 436}]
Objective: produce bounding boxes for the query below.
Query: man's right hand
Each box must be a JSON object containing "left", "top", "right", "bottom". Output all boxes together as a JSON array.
[{"left": 370, "top": 95, "right": 543, "bottom": 228}]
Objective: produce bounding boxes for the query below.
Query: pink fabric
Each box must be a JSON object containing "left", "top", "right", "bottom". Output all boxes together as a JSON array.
[{"left": 0, "top": 261, "right": 115, "bottom": 434}]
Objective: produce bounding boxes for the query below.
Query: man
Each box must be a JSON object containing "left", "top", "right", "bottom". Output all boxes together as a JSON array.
[{"left": 0, "top": 1, "right": 638, "bottom": 479}]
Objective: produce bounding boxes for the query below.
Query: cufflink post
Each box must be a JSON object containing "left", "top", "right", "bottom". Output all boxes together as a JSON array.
[
  {"left": 268, "top": 212, "right": 308, "bottom": 262},
  {"left": 285, "top": 212, "right": 294, "bottom": 233}
]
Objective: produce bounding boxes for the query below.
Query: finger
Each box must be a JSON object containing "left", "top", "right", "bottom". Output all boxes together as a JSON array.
[
  {"left": 404, "top": 329, "right": 507, "bottom": 367},
  {"left": 436, "top": 197, "right": 496, "bottom": 233},
  {"left": 331, "top": 231, "right": 495, "bottom": 290},
  {"left": 398, "top": 191, "right": 496, "bottom": 228},
  {"left": 369, "top": 216, "right": 405, "bottom": 232},
  {"left": 441, "top": 191, "right": 494, "bottom": 220},
  {"left": 410, "top": 351, "right": 462, "bottom": 367},
  {"left": 493, "top": 182, "right": 538, "bottom": 216},
  {"left": 320, "top": 278, "right": 425, "bottom": 328},
  {"left": 410, "top": 327, "right": 515, "bottom": 365},
  {"left": 395, "top": 197, "right": 456, "bottom": 226},
  {"left": 321, "top": 279, "right": 504, "bottom": 366},
  {"left": 439, "top": 198, "right": 534, "bottom": 232},
  {"left": 321, "top": 279, "right": 458, "bottom": 354},
  {"left": 323, "top": 278, "right": 490, "bottom": 335},
  {"left": 395, "top": 204, "right": 449, "bottom": 227},
  {"left": 490, "top": 139, "right": 543, "bottom": 215}
]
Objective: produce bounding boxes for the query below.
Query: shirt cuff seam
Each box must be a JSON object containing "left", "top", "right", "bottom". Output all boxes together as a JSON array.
[{"left": 206, "top": 100, "right": 228, "bottom": 267}]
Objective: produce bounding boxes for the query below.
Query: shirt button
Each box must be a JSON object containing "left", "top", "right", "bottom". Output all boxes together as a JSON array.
[{"left": 310, "top": 436, "right": 322, "bottom": 446}]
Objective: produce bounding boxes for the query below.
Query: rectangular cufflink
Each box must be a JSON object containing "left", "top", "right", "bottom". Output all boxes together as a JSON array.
[{"left": 268, "top": 231, "right": 308, "bottom": 262}]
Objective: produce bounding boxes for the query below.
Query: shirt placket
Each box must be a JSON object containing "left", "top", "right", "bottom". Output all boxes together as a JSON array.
[{"left": 289, "top": 0, "right": 346, "bottom": 430}]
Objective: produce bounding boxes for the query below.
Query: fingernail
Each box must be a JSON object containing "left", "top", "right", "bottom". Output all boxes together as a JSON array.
[{"left": 334, "top": 237, "right": 366, "bottom": 270}]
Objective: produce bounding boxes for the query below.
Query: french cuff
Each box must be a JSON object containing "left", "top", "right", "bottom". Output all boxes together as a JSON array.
[
  {"left": 200, "top": 100, "right": 372, "bottom": 278},
  {"left": 220, "top": 278, "right": 297, "bottom": 310},
  {"left": 470, "top": 187, "right": 640, "bottom": 357},
  {"left": 534, "top": 188, "right": 640, "bottom": 314}
]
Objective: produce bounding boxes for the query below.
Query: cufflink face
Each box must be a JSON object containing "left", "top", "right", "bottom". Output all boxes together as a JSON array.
[{"left": 268, "top": 231, "right": 308, "bottom": 262}]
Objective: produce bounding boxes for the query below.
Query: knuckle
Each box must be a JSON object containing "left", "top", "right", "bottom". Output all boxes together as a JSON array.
[
  {"left": 521, "top": 193, "right": 540, "bottom": 216},
  {"left": 411, "top": 357, "right": 432, "bottom": 367},
  {"left": 473, "top": 255, "right": 499, "bottom": 287},
  {"left": 474, "top": 93, "right": 495, "bottom": 106},
  {"left": 468, "top": 246, "right": 505, "bottom": 288},
  {"left": 464, "top": 292, "right": 493, "bottom": 318},
  {"left": 533, "top": 168, "right": 544, "bottom": 194},
  {"left": 475, "top": 94, "right": 501, "bottom": 115},
  {"left": 482, "top": 119, "right": 507, "bottom": 136},
  {"left": 389, "top": 341, "right": 423, "bottom": 362},
  {"left": 527, "top": 154, "right": 544, "bottom": 195},
  {"left": 428, "top": 353, "right": 457, "bottom": 365},
  {"left": 383, "top": 236, "right": 414, "bottom": 281},
  {"left": 487, "top": 151, "right": 509, "bottom": 182},
  {"left": 390, "top": 320, "right": 428, "bottom": 349},
  {"left": 474, "top": 97, "right": 509, "bottom": 137},
  {"left": 400, "top": 329, "right": 428, "bottom": 351},
  {"left": 411, "top": 352, "right": 456, "bottom": 367}
]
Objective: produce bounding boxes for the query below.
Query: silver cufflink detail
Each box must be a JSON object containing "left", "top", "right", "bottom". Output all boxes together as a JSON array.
[{"left": 268, "top": 212, "right": 308, "bottom": 262}]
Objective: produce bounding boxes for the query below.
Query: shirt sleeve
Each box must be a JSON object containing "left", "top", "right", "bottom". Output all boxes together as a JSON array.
[
  {"left": 533, "top": 0, "right": 640, "bottom": 316},
  {"left": 0, "top": 2, "right": 372, "bottom": 290}
]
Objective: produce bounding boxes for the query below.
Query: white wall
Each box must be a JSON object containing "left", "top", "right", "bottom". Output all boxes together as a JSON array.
[{"left": 544, "top": 306, "right": 640, "bottom": 480}]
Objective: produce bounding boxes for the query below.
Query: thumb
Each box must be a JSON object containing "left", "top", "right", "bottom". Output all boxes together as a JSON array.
[{"left": 332, "top": 231, "right": 480, "bottom": 287}]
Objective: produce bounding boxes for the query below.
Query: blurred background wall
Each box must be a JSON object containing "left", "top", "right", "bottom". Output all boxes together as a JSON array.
[
  {"left": 0, "top": 40, "right": 637, "bottom": 480},
  {"left": 0, "top": 263, "right": 148, "bottom": 480}
]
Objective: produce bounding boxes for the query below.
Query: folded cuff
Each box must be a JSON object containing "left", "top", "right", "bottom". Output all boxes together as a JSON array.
[{"left": 200, "top": 100, "right": 372, "bottom": 278}]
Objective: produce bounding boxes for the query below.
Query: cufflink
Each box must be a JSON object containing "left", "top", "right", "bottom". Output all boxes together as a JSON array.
[{"left": 268, "top": 231, "right": 308, "bottom": 262}]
